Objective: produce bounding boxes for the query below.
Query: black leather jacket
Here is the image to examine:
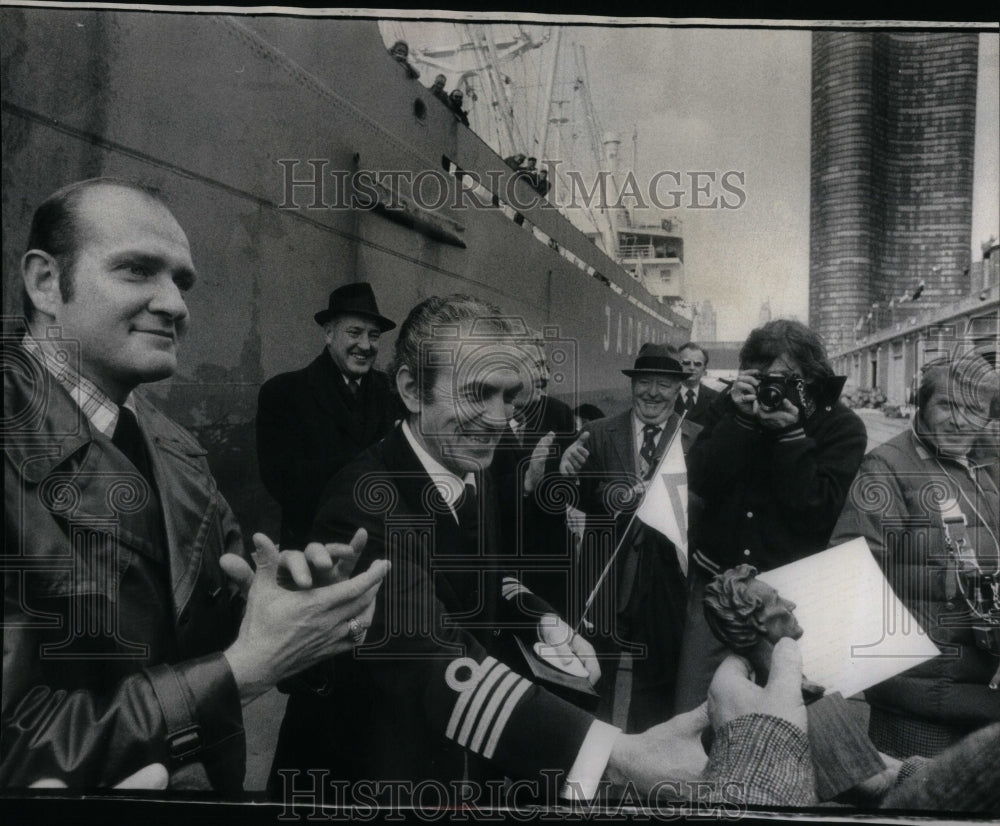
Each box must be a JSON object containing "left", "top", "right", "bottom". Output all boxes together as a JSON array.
[{"left": 2, "top": 343, "right": 246, "bottom": 790}]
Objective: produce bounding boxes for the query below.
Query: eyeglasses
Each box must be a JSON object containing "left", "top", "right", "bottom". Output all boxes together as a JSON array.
[{"left": 681, "top": 360, "right": 704, "bottom": 367}]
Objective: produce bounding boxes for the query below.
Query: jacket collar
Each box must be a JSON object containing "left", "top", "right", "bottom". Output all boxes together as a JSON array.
[
  {"left": 401, "top": 420, "right": 475, "bottom": 515},
  {"left": 379, "top": 423, "right": 491, "bottom": 525},
  {"left": 908, "top": 416, "right": 975, "bottom": 470},
  {"left": 305, "top": 350, "right": 386, "bottom": 441},
  {"left": 3, "top": 343, "right": 97, "bottom": 483},
  {"left": 306, "top": 350, "right": 350, "bottom": 402},
  {"left": 4, "top": 340, "right": 217, "bottom": 620}
]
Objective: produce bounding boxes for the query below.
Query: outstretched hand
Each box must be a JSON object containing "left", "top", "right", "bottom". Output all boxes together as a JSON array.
[{"left": 606, "top": 702, "right": 710, "bottom": 795}]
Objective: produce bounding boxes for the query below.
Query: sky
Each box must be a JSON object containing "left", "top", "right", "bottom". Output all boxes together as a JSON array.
[
  {"left": 400, "top": 19, "right": 999, "bottom": 341},
  {"left": 577, "top": 25, "right": 815, "bottom": 341},
  {"left": 579, "top": 26, "right": 999, "bottom": 341}
]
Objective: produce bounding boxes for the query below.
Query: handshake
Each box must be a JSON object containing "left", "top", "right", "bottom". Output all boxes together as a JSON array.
[{"left": 602, "top": 638, "right": 810, "bottom": 798}]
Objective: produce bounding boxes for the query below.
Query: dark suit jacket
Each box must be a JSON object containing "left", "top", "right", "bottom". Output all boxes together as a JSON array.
[
  {"left": 493, "top": 395, "right": 578, "bottom": 613},
  {"left": 574, "top": 408, "right": 700, "bottom": 729},
  {"left": 578, "top": 409, "right": 700, "bottom": 516},
  {"left": 255, "top": 351, "right": 394, "bottom": 548},
  {"left": 674, "top": 382, "right": 721, "bottom": 427},
  {"left": 268, "top": 424, "right": 595, "bottom": 797}
]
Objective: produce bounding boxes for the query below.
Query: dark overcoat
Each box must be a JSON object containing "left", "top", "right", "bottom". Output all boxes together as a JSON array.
[{"left": 256, "top": 351, "right": 395, "bottom": 547}]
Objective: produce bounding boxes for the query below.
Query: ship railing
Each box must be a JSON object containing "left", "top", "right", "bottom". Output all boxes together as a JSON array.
[{"left": 618, "top": 243, "right": 657, "bottom": 259}]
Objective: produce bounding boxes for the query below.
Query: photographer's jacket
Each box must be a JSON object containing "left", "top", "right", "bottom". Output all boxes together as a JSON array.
[
  {"left": 2, "top": 341, "right": 246, "bottom": 789},
  {"left": 687, "top": 397, "right": 867, "bottom": 575}
]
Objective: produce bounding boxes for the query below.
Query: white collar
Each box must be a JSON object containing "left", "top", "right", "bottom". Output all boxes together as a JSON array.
[
  {"left": 401, "top": 420, "right": 476, "bottom": 519},
  {"left": 23, "top": 333, "right": 136, "bottom": 438}
]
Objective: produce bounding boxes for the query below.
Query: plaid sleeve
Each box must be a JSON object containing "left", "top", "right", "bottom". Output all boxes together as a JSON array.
[{"left": 705, "top": 714, "right": 816, "bottom": 806}]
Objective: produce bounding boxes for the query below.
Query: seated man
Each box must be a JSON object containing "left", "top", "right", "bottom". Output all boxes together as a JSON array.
[
  {"left": 268, "top": 295, "right": 816, "bottom": 807},
  {"left": 2, "top": 179, "right": 387, "bottom": 790},
  {"left": 831, "top": 354, "right": 1000, "bottom": 757}
]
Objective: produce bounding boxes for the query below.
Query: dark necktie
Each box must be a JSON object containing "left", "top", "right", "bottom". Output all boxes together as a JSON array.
[
  {"left": 113, "top": 406, "right": 154, "bottom": 486},
  {"left": 347, "top": 379, "right": 360, "bottom": 398},
  {"left": 639, "top": 424, "right": 661, "bottom": 480},
  {"left": 112, "top": 408, "right": 167, "bottom": 570},
  {"left": 454, "top": 479, "right": 479, "bottom": 530},
  {"left": 685, "top": 389, "right": 696, "bottom": 411}
]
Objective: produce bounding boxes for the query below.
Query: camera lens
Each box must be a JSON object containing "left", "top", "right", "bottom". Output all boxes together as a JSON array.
[{"left": 757, "top": 380, "right": 786, "bottom": 412}]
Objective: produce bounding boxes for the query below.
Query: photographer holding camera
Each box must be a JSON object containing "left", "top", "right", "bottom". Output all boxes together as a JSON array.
[{"left": 673, "top": 319, "right": 867, "bottom": 713}]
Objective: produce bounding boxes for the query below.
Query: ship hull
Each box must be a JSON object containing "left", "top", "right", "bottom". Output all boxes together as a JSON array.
[{"left": 2, "top": 9, "right": 690, "bottom": 536}]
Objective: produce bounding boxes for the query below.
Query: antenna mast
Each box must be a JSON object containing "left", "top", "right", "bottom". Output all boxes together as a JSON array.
[{"left": 537, "top": 27, "right": 563, "bottom": 162}]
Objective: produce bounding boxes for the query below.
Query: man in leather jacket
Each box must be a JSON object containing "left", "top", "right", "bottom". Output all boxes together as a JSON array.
[{"left": 1, "top": 179, "right": 388, "bottom": 790}]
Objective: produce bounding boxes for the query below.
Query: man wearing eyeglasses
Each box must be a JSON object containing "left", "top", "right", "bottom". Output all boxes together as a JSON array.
[{"left": 675, "top": 342, "right": 720, "bottom": 427}]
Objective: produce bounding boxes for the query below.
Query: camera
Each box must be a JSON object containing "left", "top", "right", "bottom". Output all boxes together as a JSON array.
[{"left": 756, "top": 374, "right": 805, "bottom": 412}]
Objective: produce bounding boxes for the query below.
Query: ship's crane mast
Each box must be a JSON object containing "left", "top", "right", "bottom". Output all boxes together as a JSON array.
[
  {"left": 401, "top": 23, "right": 551, "bottom": 158},
  {"left": 392, "top": 23, "right": 627, "bottom": 258}
]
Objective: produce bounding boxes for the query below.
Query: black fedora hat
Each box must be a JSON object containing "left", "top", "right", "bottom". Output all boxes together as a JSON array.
[
  {"left": 622, "top": 343, "right": 686, "bottom": 377},
  {"left": 314, "top": 282, "right": 396, "bottom": 331}
]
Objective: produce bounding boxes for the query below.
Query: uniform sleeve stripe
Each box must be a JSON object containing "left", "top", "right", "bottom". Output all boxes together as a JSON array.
[
  {"left": 456, "top": 661, "right": 509, "bottom": 747},
  {"left": 469, "top": 671, "right": 521, "bottom": 753},
  {"left": 445, "top": 657, "right": 498, "bottom": 740},
  {"left": 501, "top": 576, "right": 534, "bottom": 601},
  {"left": 483, "top": 678, "right": 533, "bottom": 760}
]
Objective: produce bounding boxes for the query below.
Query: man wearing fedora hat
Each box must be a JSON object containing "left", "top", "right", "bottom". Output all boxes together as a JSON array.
[
  {"left": 559, "top": 342, "right": 701, "bottom": 732},
  {"left": 256, "top": 282, "right": 397, "bottom": 548}
]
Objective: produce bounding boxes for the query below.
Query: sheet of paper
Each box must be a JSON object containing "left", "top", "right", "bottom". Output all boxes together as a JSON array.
[{"left": 757, "top": 537, "right": 940, "bottom": 698}]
